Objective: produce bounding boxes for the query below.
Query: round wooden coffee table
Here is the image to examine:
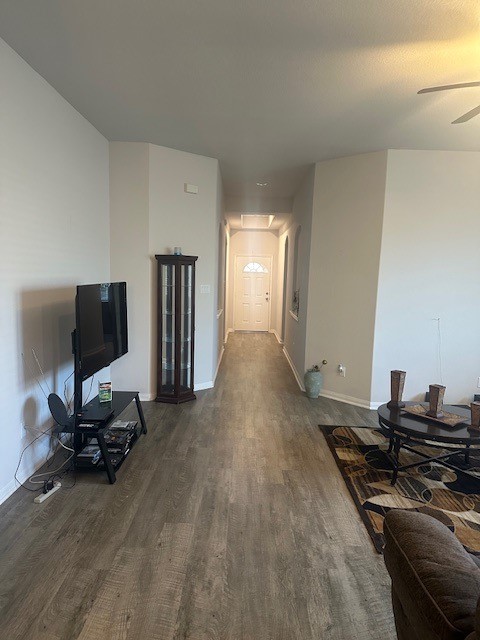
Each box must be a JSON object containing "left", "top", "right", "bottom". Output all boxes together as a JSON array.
[{"left": 377, "top": 402, "right": 480, "bottom": 485}]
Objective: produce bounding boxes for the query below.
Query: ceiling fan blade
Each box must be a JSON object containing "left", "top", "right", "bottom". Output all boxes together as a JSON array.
[
  {"left": 452, "top": 104, "right": 480, "bottom": 124},
  {"left": 418, "top": 81, "right": 480, "bottom": 94}
]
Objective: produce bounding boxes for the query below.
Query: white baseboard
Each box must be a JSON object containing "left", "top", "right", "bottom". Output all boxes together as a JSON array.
[
  {"left": 282, "top": 346, "right": 305, "bottom": 391},
  {"left": 194, "top": 381, "right": 214, "bottom": 391},
  {"left": 0, "top": 478, "right": 18, "bottom": 506},
  {"left": 214, "top": 347, "right": 225, "bottom": 383},
  {"left": 0, "top": 450, "right": 52, "bottom": 507},
  {"left": 319, "top": 388, "right": 377, "bottom": 411},
  {"left": 269, "top": 329, "right": 283, "bottom": 344},
  {"left": 280, "top": 347, "right": 377, "bottom": 411},
  {"left": 139, "top": 393, "right": 155, "bottom": 402}
]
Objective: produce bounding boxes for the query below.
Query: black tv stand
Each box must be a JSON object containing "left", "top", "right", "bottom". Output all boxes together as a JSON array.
[
  {"left": 77, "top": 401, "right": 114, "bottom": 424},
  {"left": 55, "top": 391, "right": 147, "bottom": 484}
]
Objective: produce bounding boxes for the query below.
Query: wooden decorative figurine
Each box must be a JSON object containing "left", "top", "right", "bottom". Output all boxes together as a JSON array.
[
  {"left": 426, "top": 384, "right": 446, "bottom": 419},
  {"left": 470, "top": 402, "right": 480, "bottom": 430},
  {"left": 387, "top": 370, "right": 406, "bottom": 410}
]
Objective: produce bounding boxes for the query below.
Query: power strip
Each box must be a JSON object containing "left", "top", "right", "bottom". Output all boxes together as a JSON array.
[{"left": 34, "top": 481, "right": 61, "bottom": 504}]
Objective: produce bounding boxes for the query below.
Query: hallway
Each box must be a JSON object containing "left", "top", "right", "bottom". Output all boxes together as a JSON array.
[{"left": 0, "top": 333, "right": 395, "bottom": 639}]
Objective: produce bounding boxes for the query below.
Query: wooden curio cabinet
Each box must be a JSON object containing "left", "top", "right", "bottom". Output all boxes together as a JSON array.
[{"left": 155, "top": 255, "right": 197, "bottom": 404}]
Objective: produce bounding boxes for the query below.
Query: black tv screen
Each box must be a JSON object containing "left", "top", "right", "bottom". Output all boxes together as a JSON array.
[{"left": 76, "top": 282, "right": 128, "bottom": 380}]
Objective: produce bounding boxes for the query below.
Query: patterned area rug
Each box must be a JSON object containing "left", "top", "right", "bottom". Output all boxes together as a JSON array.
[{"left": 320, "top": 425, "right": 480, "bottom": 554}]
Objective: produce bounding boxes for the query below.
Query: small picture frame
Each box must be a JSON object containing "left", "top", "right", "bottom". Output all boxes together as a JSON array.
[{"left": 99, "top": 381, "right": 112, "bottom": 403}]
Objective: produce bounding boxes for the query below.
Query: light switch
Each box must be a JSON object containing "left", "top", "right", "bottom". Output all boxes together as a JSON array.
[
  {"left": 200, "top": 285, "right": 210, "bottom": 294},
  {"left": 184, "top": 183, "right": 199, "bottom": 194}
]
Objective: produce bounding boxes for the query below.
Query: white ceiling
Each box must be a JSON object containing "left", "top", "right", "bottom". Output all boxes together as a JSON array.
[{"left": 0, "top": 1, "right": 478, "bottom": 199}]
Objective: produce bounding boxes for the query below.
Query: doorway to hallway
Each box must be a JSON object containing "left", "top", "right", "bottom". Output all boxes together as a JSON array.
[{"left": 233, "top": 255, "right": 272, "bottom": 331}]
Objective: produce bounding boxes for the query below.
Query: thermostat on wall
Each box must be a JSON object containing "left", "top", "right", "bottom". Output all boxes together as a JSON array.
[{"left": 184, "top": 183, "right": 199, "bottom": 194}]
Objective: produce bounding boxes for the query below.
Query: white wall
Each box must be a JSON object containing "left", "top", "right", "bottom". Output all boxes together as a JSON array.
[
  {"left": 0, "top": 38, "right": 110, "bottom": 503},
  {"left": 215, "top": 167, "right": 227, "bottom": 374},
  {"left": 109, "top": 143, "right": 150, "bottom": 398},
  {"left": 280, "top": 167, "right": 315, "bottom": 381},
  {"left": 226, "top": 229, "right": 279, "bottom": 333},
  {"left": 148, "top": 144, "right": 221, "bottom": 391},
  {"left": 372, "top": 150, "right": 480, "bottom": 405},
  {"left": 306, "top": 152, "right": 387, "bottom": 407},
  {"left": 109, "top": 143, "right": 222, "bottom": 397}
]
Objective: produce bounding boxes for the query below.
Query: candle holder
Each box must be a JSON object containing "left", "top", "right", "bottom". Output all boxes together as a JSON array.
[
  {"left": 387, "top": 370, "right": 406, "bottom": 410},
  {"left": 426, "top": 384, "right": 446, "bottom": 419},
  {"left": 469, "top": 402, "right": 480, "bottom": 431}
]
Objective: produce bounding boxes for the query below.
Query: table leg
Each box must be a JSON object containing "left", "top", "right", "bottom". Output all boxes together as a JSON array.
[
  {"left": 97, "top": 432, "right": 116, "bottom": 484},
  {"left": 465, "top": 443, "right": 471, "bottom": 466},
  {"left": 135, "top": 394, "right": 147, "bottom": 435},
  {"left": 391, "top": 436, "right": 401, "bottom": 486}
]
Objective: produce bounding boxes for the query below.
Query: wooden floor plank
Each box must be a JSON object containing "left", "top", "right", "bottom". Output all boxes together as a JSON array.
[{"left": 0, "top": 332, "right": 395, "bottom": 639}]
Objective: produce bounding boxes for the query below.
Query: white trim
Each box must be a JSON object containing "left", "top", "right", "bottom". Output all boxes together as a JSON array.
[
  {"left": 139, "top": 393, "right": 155, "bottom": 402},
  {"left": 269, "top": 329, "right": 283, "bottom": 344},
  {"left": 214, "top": 347, "right": 225, "bottom": 383},
  {"left": 233, "top": 254, "right": 273, "bottom": 332},
  {"left": 194, "top": 381, "right": 214, "bottom": 391},
  {"left": 225, "top": 328, "right": 233, "bottom": 344},
  {"left": 0, "top": 458, "right": 51, "bottom": 507},
  {"left": 0, "top": 478, "right": 19, "bottom": 506},
  {"left": 216, "top": 308, "right": 223, "bottom": 320},
  {"left": 289, "top": 310, "right": 299, "bottom": 322},
  {"left": 240, "top": 214, "right": 275, "bottom": 229},
  {"left": 319, "top": 388, "right": 377, "bottom": 411},
  {"left": 280, "top": 347, "right": 377, "bottom": 411},
  {"left": 282, "top": 346, "right": 305, "bottom": 391}
]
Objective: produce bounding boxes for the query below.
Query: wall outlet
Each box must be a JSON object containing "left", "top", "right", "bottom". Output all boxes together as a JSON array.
[
  {"left": 338, "top": 364, "right": 346, "bottom": 377},
  {"left": 200, "top": 284, "right": 210, "bottom": 294},
  {"left": 477, "top": 377, "right": 480, "bottom": 388}
]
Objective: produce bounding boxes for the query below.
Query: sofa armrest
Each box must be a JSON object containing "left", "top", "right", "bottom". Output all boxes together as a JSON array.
[{"left": 384, "top": 510, "right": 480, "bottom": 640}]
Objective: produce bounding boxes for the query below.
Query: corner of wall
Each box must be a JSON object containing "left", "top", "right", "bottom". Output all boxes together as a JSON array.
[{"left": 305, "top": 152, "right": 388, "bottom": 407}]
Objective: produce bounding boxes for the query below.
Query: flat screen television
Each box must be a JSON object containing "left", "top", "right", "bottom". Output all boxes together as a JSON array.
[{"left": 75, "top": 282, "right": 128, "bottom": 381}]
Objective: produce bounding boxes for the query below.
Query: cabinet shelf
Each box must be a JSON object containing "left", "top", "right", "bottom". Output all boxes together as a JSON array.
[{"left": 162, "top": 312, "right": 192, "bottom": 316}]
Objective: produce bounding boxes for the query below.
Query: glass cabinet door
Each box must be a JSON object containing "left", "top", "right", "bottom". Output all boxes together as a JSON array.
[
  {"left": 180, "top": 263, "right": 193, "bottom": 391},
  {"left": 161, "top": 263, "right": 175, "bottom": 395},
  {"left": 156, "top": 254, "right": 197, "bottom": 403}
]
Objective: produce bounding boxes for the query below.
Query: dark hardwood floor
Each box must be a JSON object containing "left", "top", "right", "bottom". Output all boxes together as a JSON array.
[{"left": 0, "top": 333, "right": 395, "bottom": 639}]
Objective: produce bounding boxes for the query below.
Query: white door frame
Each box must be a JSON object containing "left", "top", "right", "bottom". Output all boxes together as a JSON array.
[{"left": 233, "top": 254, "right": 273, "bottom": 332}]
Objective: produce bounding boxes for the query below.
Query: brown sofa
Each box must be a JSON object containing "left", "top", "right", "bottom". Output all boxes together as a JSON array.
[{"left": 384, "top": 510, "right": 480, "bottom": 640}]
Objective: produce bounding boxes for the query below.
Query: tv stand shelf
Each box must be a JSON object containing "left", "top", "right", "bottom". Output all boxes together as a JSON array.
[{"left": 55, "top": 391, "right": 147, "bottom": 484}]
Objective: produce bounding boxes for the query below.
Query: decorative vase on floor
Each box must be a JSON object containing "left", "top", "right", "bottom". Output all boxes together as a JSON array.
[
  {"left": 304, "top": 360, "right": 327, "bottom": 398},
  {"left": 304, "top": 370, "right": 323, "bottom": 398}
]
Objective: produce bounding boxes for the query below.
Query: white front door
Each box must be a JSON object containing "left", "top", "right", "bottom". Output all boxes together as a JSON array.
[{"left": 234, "top": 256, "right": 272, "bottom": 331}]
